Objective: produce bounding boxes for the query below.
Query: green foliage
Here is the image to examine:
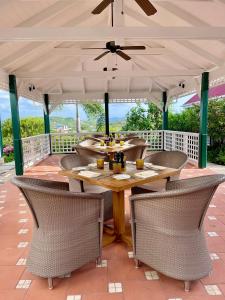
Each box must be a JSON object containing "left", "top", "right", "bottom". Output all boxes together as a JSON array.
[
  {"left": 169, "top": 98, "right": 225, "bottom": 165},
  {"left": 122, "top": 103, "right": 162, "bottom": 131},
  {"left": 82, "top": 103, "right": 105, "bottom": 132},
  {"left": 169, "top": 105, "right": 200, "bottom": 133},
  {"left": 208, "top": 145, "right": 225, "bottom": 165},
  {"left": 3, "top": 152, "right": 14, "bottom": 163},
  {"left": 2, "top": 117, "right": 44, "bottom": 146}
]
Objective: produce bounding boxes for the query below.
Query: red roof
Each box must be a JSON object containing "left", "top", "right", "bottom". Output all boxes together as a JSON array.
[{"left": 184, "top": 83, "right": 225, "bottom": 106}]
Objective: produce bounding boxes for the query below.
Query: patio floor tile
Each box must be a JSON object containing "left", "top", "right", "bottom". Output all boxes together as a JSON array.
[{"left": 1, "top": 156, "right": 225, "bottom": 299}]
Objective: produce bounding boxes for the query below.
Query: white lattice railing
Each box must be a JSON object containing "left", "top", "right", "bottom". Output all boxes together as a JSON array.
[
  {"left": 50, "top": 132, "right": 98, "bottom": 153},
  {"left": 164, "top": 131, "right": 199, "bottom": 162},
  {"left": 22, "top": 134, "right": 50, "bottom": 168},
  {"left": 50, "top": 130, "right": 199, "bottom": 163},
  {"left": 119, "top": 130, "right": 164, "bottom": 151},
  {"left": 21, "top": 131, "right": 199, "bottom": 167}
]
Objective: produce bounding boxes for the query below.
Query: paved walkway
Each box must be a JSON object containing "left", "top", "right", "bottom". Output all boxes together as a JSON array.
[
  {"left": 0, "top": 161, "right": 15, "bottom": 184},
  {"left": 0, "top": 155, "right": 225, "bottom": 299}
]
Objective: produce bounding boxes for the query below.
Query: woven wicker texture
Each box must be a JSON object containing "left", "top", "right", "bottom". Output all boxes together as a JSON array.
[
  {"left": 75, "top": 145, "right": 105, "bottom": 159},
  {"left": 11, "top": 176, "right": 104, "bottom": 279},
  {"left": 130, "top": 174, "right": 225, "bottom": 282},
  {"left": 60, "top": 154, "right": 113, "bottom": 221},
  {"left": 127, "top": 138, "right": 147, "bottom": 145},
  {"left": 123, "top": 145, "right": 148, "bottom": 161},
  {"left": 132, "top": 151, "right": 188, "bottom": 194}
]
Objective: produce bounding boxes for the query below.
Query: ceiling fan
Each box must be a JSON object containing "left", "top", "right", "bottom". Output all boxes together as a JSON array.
[
  {"left": 92, "top": 0, "right": 157, "bottom": 16},
  {"left": 82, "top": 41, "right": 146, "bottom": 61}
]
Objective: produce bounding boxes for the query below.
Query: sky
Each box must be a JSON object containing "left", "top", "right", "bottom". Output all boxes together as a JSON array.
[{"left": 0, "top": 89, "right": 193, "bottom": 122}]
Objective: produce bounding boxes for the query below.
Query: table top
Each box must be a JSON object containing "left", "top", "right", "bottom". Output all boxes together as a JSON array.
[
  {"left": 84, "top": 142, "right": 135, "bottom": 154},
  {"left": 59, "top": 163, "right": 179, "bottom": 192}
]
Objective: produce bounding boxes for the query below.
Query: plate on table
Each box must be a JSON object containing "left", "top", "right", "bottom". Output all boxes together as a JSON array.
[
  {"left": 145, "top": 162, "right": 152, "bottom": 168},
  {"left": 72, "top": 166, "right": 87, "bottom": 171},
  {"left": 78, "top": 171, "right": 101, "bottom": 178},
  {"left": 88, "top": 162, "right": 108, "bottom": 168},
  {"left": 112, "top": 174, "right": 131, "bottom": 180},
  {"left": 126, "top": 161, "right": 136, "bottom": 165}
]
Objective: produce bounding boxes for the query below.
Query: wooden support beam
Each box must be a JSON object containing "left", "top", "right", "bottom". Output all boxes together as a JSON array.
[
  {"left": 15, "top": 69, "right": 204, "bottom": 79},
  {"left": 0, "top": 27, "right": 225, "bottom": 42}
]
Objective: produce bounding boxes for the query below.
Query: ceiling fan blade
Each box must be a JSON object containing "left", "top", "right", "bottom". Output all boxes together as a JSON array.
[
  {"left": 92, "top": 0, "right": 113, "bottom": 14},
  {"left": 94, "top": 51, "right": 110, "bottom": 61},
  {"left": 82, "top": 48, "right": 107, "bottom": 50},
  {"left": 120, "top": 46, "right": 146, "bottom": 50},
  {"left": 116, "top": 50, "right": 131, "bottom": 61},
  {"left": 134, "top": 0, "right": 157, "bottom": 16}
]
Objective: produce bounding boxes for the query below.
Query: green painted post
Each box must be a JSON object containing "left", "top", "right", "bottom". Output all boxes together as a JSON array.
[
  {"left": 43, "top": 94, "right": 52, "bottom": 154},
  {"left": 0, "top": 116, "right": 3, "bottom": 157},
  {"left": 9, "top": 74, "right": 23, "bottom": 175},
  {"left": 104, "top": 93, "right": 110, "bottom": 136},
  {"left": 199, "top": 72, "right": 209, "bottom": 168},
  {"left": 162, "top": 91, "right": 168, "bottom": 130},
  {"left": 44, "top": 94, "right": 50, "bottom": 134}
]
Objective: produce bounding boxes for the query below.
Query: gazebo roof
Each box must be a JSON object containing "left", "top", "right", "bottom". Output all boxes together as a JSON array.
[
  {"left": 184, "top": 83, "right": 225, "bottom": 106},
  {"left": 0, "top": 0, "right": 225, "bottom": 111}
]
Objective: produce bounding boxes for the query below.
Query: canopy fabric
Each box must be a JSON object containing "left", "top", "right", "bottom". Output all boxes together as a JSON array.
[
  {"left": 0, "top": 0, "right": 225, "bottom": 109},
  {"left": 184, "top": 83, "right": 225, "bottom": 106}
]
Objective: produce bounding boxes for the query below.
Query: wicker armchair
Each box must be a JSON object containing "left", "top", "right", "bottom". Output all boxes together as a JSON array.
[
  {"left": 75, "top": 145, "right": 106, "bottom": 159},
  {"left": 60, "top": 154, "right": 113, "bottom": 221},
  {"left": 127, "top": 137, "right": 147, "bottom": 145},
  {"left": 123, "top": 145, "right": 148, "bottom": 161},
  {"left": 11, "top": 176, "right": 104, "bottom": 289},
  {"left": 132, "top": 150, "right": 188, "bottom": 194},
  {"left": 130, "top": 174, "right": 225, "bottom": 292}
]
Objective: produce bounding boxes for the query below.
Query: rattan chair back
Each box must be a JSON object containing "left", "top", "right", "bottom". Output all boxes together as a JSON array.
[
  {"left": 130, "top": 174, "right": 225, "bottom": 287},
  {"left": 11, "top": 176, "right": 104, "bottom": 285}
]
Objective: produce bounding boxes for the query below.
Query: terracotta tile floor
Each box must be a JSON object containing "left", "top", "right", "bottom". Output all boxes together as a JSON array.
[{"left": 1, "top": 155, "right": 225, "bottom": 300}]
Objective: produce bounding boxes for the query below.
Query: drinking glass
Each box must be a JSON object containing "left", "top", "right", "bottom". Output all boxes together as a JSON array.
[
  {"left": 136, "top": 159, "right": 144, "bottom": 170},
  {"left": 113, "top": 163, "right": 122, "bottom": 174},
  {"left": 97, "top": 158, "right": 104, "bottom": 170}
]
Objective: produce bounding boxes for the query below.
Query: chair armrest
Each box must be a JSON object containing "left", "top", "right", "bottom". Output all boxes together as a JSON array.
[
  {"left": 44, "top": 180, "right": 69, "bottom": 191},
  {"left": 166, "top": 178, "right": 204, "bottom": 191}
]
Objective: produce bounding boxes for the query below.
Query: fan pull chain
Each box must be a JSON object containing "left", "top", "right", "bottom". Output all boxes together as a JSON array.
[
  {"left": 121, "top": 0, "right": 124, "bottom": 14},
  {"left": 111, "top": 1, "right": 114, "bottom": 27}
]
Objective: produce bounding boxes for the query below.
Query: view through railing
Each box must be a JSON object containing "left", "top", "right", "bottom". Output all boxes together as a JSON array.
[
  {"left": 22, "top": 130, "right": 199, "bottom": 168},
  {"left": 22, "top": 134, "right": 50, "bottom": 168}
]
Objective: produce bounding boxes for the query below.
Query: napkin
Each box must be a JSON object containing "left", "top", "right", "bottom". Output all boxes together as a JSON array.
[
  {"left": 78, "top": 171, "right": 101, "bottom": 178},
  {"left": 134, "top": 170, "right": 157, "bottom": 179},
  {"left": 72, "top": 166, "right": 87, "bottom": 171},
  {"left": 151, "top": 165, "right": 167, "bottom": 170}
]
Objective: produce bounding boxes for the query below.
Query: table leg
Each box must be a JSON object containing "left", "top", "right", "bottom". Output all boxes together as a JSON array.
[
  {"left": 113, "top": 191, "right": 126, "bottom": 237},
  {"left": 103, "top": 190, "right": 132, "bottom": 247}
]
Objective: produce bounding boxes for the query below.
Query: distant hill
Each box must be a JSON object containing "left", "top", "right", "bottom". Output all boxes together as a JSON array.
[{"left": 50, "top": 116, "right": 125, "bottom": 132}]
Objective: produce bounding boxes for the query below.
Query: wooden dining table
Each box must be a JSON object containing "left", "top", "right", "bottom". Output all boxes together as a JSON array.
[
  {"left": 83, "top": 142, "right": 135, "bottom": 154},
  {"left": 59, "top": 163, "right": 179, "bottom": 247}
]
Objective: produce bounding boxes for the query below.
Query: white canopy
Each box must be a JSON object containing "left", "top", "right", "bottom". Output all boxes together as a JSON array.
[{"left": 0, "top": 0, "right": 225, "bottom": 111}]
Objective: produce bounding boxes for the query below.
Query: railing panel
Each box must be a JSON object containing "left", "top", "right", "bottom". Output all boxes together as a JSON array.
[
  {"left": 164, "top": 131, "right": 199, "bottom": 162},
  {"left": 50, "top": 132, "right": 102, "bottom": 153},
  {"left": 118, "top": 130, "right": 164, "bottom": 151},
  {"left": 22, "top": 134, "right": 50, "bottom": 168}
]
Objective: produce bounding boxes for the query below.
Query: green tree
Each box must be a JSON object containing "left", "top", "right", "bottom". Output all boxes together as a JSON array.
[
  {"left": 122, "top": 103, "right": 162, "bottom": 131},
  {"left": 2, "top": 117, "right": 44, "bottom": 146},
  {"left": 82, "top": 103, "right": 105, "bottom": 132},
  {"left": 169, "top": 99, "right": 225, "bottom": 165},
  {"left": 169, "top": 99, "right": 225, "bottom": 147}
]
